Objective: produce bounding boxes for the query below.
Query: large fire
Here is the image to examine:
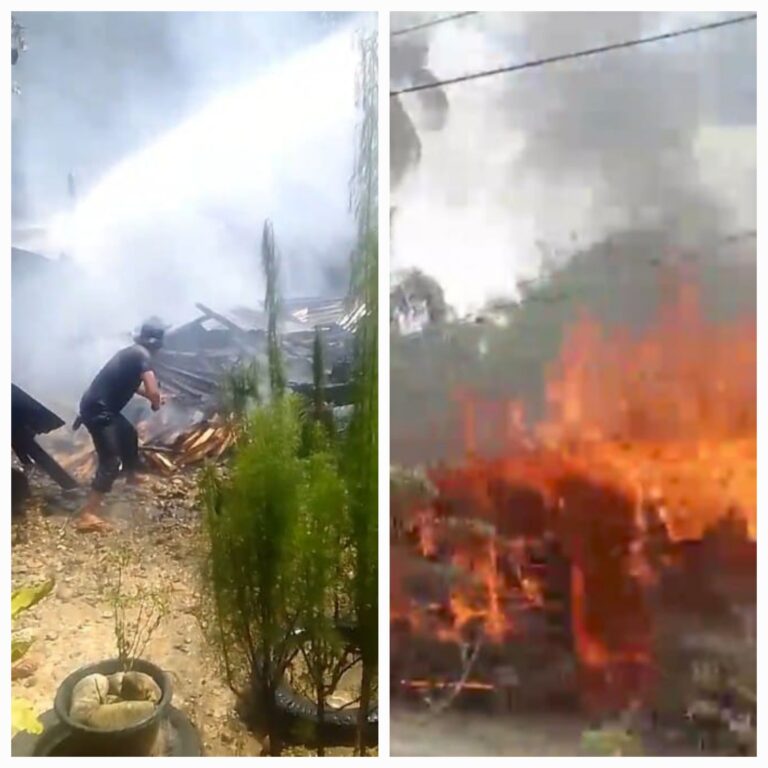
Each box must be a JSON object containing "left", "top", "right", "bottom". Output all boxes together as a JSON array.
[
  {"left": 541, "top": 272, "right": 755, "bottom": 539},
  {"left": 392, "top": 268, "right": 756, "bottom": 714}
]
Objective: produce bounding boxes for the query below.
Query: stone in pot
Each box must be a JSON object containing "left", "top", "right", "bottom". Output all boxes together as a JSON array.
[
  {"left": 106, "top": 672, "right": 124, "bottom": 696},
  {"left": 121, "top": 671, "right": 162, "bottom": 704},
  {"left": 86, "top": 701, "right": 156, "bottom": 730},
  {"left": 70, "top": 673, "right": 109, "bottom": 723}
]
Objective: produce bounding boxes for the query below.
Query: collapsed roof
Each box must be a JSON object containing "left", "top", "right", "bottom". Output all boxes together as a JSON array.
[{"left": 154, "top": 296, "right": 363, "bottom": 411}]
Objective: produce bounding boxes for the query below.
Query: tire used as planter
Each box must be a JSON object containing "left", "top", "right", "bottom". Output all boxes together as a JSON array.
[
  {"left": 266, "top": 623, "right": 378, "bottom": 748},
  {"left": 53, "top": 658, "right": 172, "bottom": 757}
]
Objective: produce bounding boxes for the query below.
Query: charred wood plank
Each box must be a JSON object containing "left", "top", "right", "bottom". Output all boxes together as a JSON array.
[
  {"left": 12, "top": 384, "right": 65, "bottom": 435},
  {"left": 194, "top": 303, "right": 251, "bottom": 337},
  {"left": 16, "top": 435, "right": 79, "bottom": 490},
  {"left": 139, "top": 444, "right": 175, "bottom": 454}
]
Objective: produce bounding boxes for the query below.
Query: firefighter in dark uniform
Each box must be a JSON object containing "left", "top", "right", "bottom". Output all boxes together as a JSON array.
[{"left": 74, "top": 321, "right": 166, "bottom": 532}]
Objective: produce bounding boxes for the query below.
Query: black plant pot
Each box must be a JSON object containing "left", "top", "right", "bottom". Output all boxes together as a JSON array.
[{"left": 53, "top": 658, "right": 172, "bottom": 757}]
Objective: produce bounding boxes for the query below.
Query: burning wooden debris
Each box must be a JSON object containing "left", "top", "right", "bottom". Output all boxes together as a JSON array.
[
  {"left": 140, "top": 419, "right": 238, "bottom": 475},
  {"left": 51, "top": 417, "right": 239, "bottom": 481},
  {"left": 392, "top": 455, "right": 755, "bottom": 748}
]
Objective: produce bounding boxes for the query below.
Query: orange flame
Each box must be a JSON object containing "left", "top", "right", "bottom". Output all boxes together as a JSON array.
[{"left": 392, "top": 268, "right": 755, "bottom": 712}]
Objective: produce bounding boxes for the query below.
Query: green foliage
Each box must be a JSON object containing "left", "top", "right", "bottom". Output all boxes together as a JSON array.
[
  {"left": 350, "top": 29, "right": 378, "bottom": 252},
  {"left": 295, "top": 440, "right": 355, "bottom": 755},
  {"left": 12, "top": 699, "right": 43, "bottom": 737},
  {"left": 304, "top": 328, "right": 335, "bottom": 443},
  {"left": 202, "top": 396, "right": 308, "bottom": 754},
  {"left": 12, "top": 637, "right": 32, "bottom": 664},
  {"left": 312, "top": 328, "right": 326, "bottom": 421},
  {"left": 200, "top": 22, "right": 380, "bottom": 757},
  {"left": 208, "top": 396, "right": 304, "bottom": 650},
  {"left": 345, "top": 26, "right": 379, "bottom": 755},
  {"left": 299, "top": 442, "right": 348, "bottom": 620},
  {"left": 344, "top": 231, "right": 378, "bottom": 657},
  {"left": 11, "top": 578, "right": 54, "bottom": 619},
  {"left": 11, "top": 578, "right": 54, "bottom": 737},
  {"left": 262, "top": 219, "right": 285, "bottom": 399},
  {"left": 220, "top": 359, "right": 261, "bottom": 420},
  {"left": 201, "top": 390, "right": 371, "bottom": 753}
]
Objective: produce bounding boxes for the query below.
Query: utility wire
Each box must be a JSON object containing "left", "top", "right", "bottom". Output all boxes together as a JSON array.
[
  {"left": 391, "top": 13, "right": 756, "bottom": 97},
  {"left": 391, "top": 12, "right": 479, "bottom": 38}
]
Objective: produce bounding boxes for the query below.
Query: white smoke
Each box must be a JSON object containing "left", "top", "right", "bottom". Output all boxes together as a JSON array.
[
  {"left": 391, "top": 11, "right": 756, "bottom": 315},
  {"left": 12, "top": 12, "right": 372, "bottom": 411}
]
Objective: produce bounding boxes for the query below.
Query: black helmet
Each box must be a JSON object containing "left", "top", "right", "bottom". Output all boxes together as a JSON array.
[{"left": 135, "top": 318, "right": 167, "bottom": 351}]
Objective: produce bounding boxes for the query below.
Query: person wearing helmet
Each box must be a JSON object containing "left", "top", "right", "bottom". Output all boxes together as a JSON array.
[{"left": 74, "top": 321, "right": 166, "bottom": 533}]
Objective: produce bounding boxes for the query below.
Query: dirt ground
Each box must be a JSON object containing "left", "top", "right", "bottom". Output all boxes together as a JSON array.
[
  {"left": 11, "top": 468, "right": 366, "bottom": 757},
  {"left": 391, "top": 707, "right": 588, "bottom": 756},
  {"left": 389, "top": 706, "right": 703, "bottom": 757}
]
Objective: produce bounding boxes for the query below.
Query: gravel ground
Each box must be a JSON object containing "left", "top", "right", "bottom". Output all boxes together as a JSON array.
[{"left": 12, "top": 468, "right": 369, "bottom": 757}]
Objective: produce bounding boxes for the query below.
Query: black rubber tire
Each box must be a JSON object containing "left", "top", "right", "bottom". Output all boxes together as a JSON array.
[{"left": 267, "top": 623, "right": 378, "bottom": 748}]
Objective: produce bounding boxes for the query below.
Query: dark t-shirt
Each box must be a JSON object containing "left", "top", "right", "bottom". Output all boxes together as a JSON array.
[{"left": 80, "top": 344, "right": 153, "bottom": 418}]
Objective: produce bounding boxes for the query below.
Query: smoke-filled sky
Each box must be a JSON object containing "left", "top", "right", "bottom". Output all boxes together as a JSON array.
[
  {"left": 12, "top": 11, "right": 372, "bottom": 406},
  {"left": 391, "top": 11, "right": 756, "bottom": 314}
]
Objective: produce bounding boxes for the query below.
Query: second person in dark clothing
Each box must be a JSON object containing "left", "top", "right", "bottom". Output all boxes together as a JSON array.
[{"left": 75, "top": 321, "right": 166, "bottom": 532}]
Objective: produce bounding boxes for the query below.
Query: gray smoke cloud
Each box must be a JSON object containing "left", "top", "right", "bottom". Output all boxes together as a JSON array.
[
  {"left": 390, "top": 15, "right": 449, "bottom": 188},
  {"left": 12, "top": 11, "right": 371, "bottom": 412},
  {"left": 391, "top": 11, "right": 756, "bottom": 312},
  {"left": 488, "top": 12, "right": 754, "bottom": 234}
]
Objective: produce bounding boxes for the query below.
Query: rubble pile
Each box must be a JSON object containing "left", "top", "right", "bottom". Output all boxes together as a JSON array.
[{"left": 155, "top": 297, "right": 361, "bottom": 411}]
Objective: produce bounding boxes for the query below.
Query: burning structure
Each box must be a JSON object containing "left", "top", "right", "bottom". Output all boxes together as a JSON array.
[
  {"left": 29, "top": 292, "right": 362, "bottom": 484},
  {"left": 391, "top": 266, "right": 755, "bottom": 753},
  {"left": 152, "top": 296, "right": 361, "bottom": 411},
  {"left": 11, "top": 244, "right": 361, "bottom": 486}
]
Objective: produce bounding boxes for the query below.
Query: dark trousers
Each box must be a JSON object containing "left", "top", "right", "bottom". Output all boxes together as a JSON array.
[{"left": 84, "top": 413, "right": 139, "bottom": 493}]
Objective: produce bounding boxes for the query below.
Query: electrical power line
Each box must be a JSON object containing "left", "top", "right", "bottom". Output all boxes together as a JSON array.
[
  {"left": 391, "top": 13, "right": 756, "bottom": 97},
  {"left": 391, "top": 12, "right": 479, "bottom": 38}
]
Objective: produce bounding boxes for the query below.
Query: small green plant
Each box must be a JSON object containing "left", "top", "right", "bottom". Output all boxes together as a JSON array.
[
  {"left": 311, "top": 328, "right": 326, "bottom": 422},
  {"left": 11, "top": 578, "right": 55, "bottom": 736},
  {"left": 294, "top": 436, "right": 353, "bottom": 755},
  {"left": 103, "top": 545, "right": 169, "bottom": 672},
  {"left": 344, "top": 25, "right": 379, "bottom": 755},
  {"left": 220, "top": 359, "right": 261, "bottom": 420},
  {"left": 300, "top": 328, "right": 334, "bottom": 450},
  {"left": 262, "top": 219, "right": 285, "bottom": 400}
]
